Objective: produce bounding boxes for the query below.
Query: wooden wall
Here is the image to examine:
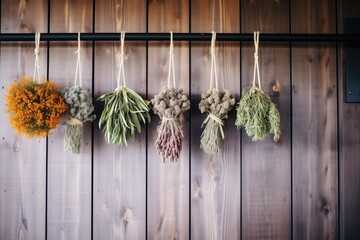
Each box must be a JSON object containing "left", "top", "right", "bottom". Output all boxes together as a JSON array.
[{"left": 0, "top": 0, "right": 359, "bottom": 239}]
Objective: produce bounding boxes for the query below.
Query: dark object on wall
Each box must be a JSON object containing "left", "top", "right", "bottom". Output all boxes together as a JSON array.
[{"left": 345, "top": 18, "right": 360, "bottom": 102}]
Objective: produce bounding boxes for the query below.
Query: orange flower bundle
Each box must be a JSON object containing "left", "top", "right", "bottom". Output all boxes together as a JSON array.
[{"left": 5, "top": 76, "right": 68, "bottom": 138}]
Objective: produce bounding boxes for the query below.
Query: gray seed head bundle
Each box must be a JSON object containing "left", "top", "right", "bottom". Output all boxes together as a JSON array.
[
  {"left": 98, "top": 86, "right": 151, "bottom": 146},
  {"left": 235, "top": 87, "right": 281, "bottom": 142},
  {"left": 151, "top": 87, "right": 190, "bottom": 162},
  {"left": 62, "top": 85, "right": 96, "bottom": 154},
  {"left": 198, "top": 88, "right": 236, "bottom": 154}
]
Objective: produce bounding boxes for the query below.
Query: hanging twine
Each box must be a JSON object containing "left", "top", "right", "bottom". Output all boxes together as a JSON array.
[
  {"left": 74, "top": 32, "right": 82, "bottom": 87},
  {"left": 167, "top": 31, "right": 176, "bottom": 88},
  {"left": 117, "top": 31, "right": 126, "bottom": 89},
  {"left": 33, "top": 32, "right": 41, "bottom": 82},
  {"left": 209, "top": 31, "right": 218, "bottom": 90},
  {"left": 252, "top": 31, "right": 261, "bottom": 89}
]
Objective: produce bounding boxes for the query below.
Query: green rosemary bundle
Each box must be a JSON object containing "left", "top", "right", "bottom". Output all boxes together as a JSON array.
[
  {"left": 98, "top": 86, "right": 150, "bottom": 145},
  {"left": 235, "top": 31, "right": 281, "bottom": 142},
  {"left": 199, "top": 89, "right": 236, "bottom": 154},
  {"left": 235, "top": 87, "right": 280, "bottom": 141}
]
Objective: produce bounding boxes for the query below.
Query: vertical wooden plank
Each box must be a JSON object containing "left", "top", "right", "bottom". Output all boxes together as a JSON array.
[
  {"left": 241, "top": 0, "right": 291, "bottom": 239},
  {"left": 291, "top": 0, "right": 338, "bottom": 239},
  {"left": 93, "top": 0, "right": 147, "bottom": 239},
  {"left": 0, "top": 0, "right": 48, "bottom": 239},
  {"left": 46, "top": 0, "right": 93, "bottom": 239},
  {"left": 147, "top": 0, "right": 189, "bottom": 239},
  {"left": 339, "top": 1, "right": 360, "bottom": 239},
  {"left": 190, "top": 0, "right": 241, "bottom": 239}
]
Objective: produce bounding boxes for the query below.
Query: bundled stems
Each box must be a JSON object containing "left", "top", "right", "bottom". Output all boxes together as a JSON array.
[
  {"left": 152, "top": 87, "right": 190, "bottom": 162},
  {"left": 199, "top": 89, "right": 236, "bottom": 154},
  {"left": 62, "top": 85, "right": 95, "bottom": 154},
  {"left": 98, "top": 86, "right": 150, "bottom": 145},
  {"left": 235, "top": 31, "right": 281, "bottom": 142}
]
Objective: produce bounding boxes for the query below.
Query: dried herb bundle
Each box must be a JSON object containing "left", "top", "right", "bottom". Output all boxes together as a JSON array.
[
  {"left": 199, "top": 89, "right": 236, "bottom": 154},
  {"left": 98, "top": 86, "right": 150, "bottom": 145},
  {"left": 235, "top": 87, "right": 280, "bottom": 141},
  {"left": 151, "top": 87, "right": 190, "bottom": 162},
  {"left": 5, "top": 76, "right": 68, "bottom": 138},
  {"left": 62, "top": 85, "right": 95, "bottom": 154}
]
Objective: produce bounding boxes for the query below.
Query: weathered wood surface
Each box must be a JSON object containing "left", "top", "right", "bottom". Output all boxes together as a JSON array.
[
  {"left": 291, "top": 0, "right": 338, "bottom": 239},
  {"left": 1, "top": 0, "right": 360, "bottom": 239},
  {"left": 46, "top": 1, "right": 93, "bottom": 239},
  {"left": 339, "top": 1, "right": 360, "bottom": 239},
  {"left": 190, "top": 0, "right": 241, "bottom": 239},
  {"left": 93, "top": 0, "right": 147, "bottom": 239},
  {"left": 0, "top": 0, "right": 48, "bottom": 240},
  {"left": 147, "top": 0, "right": 189, "bottom": 239},
  {"left": 241, "top": 0, "right": 291, "bottom": 239}
]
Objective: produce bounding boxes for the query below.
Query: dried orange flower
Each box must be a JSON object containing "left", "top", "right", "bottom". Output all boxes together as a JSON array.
[{"left": 5, "top": 76, "right": 68, "bottom": 138}]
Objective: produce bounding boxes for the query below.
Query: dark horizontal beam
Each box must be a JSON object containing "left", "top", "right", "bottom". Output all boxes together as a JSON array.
[{"left": 0, "top": 33, "right": 359, "bottom": 42}]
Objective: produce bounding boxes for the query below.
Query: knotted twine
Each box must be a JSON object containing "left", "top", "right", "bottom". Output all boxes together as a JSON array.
[
  {"left": 199, "top": 31, "right": 236, "bottom": 154},
  {"left": 63, "top": 32, "right": 96, "bottom": 154},
  {"left": 33, "top": 32, "right": 41, "bottom": 82},
  {"left": 117, "top": 31, "right": 127, "bottom": 89}
]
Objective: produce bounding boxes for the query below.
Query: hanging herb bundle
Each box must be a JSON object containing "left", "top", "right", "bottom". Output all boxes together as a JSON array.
[
  {"left": 62, "top": 33, "right": 95, "bottom": 154},
  {"left": 98, "top": 32, "right": 151, "bottom": 145},
  {"left": 199, "top": 89, "right": 236, "bottom": 154},
  {"left": 235, "top": 31, "right": 281, "bottom": 142},
  {"left": 6, "top": 76, "right": 68, "bottom": 138},
  {"left": 198, "top": 32, "right": 236, "bottom": 154},
  {"left": 5, "top": 33, "right": 67, "bottom": 138},
  {"left": 151, "top": 32, "right": 191, "bottom": 162},
  {"left": 151, "top": 87, "right": 190, "bottom": 162}
]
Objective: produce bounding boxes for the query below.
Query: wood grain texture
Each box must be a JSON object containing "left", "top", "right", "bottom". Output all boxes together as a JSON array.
[
  {"left": 0, "top": 1, "right": 48, "bottom": 240},
  {"left": 241, "top": 0, "right": 291, "bottom": 239},
  {"left": 147, "top": 0, "right": 189, "bottom": 239},
  {"left": 46, "top": 1, "right": 93, "bottom": 239},
  {"left": 291, "top": 0, "right": 338, "bottom": 239},
  {"left": 93, "top": 0, "right": 147, "bottom": 239},
  {"left": 190, "top": 0, "right": 241, "bottom": 239},
  {"left": 339, "top": 1, "right": 360, "bottom": 239}
]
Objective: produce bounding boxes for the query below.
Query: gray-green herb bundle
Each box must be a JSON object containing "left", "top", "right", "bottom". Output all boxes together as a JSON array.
[
  {"left": 62, "top": 85, "right": 96, "bottom": 154},
  {"left": 98, "top": 86, "right": 150, "bottom": 145},
  {"left": 151, "top": 87, "right": 190, "bottom": 162},
  {"left": 235, "top": 87, "right": 280, "bottom": 142},
  {"left": 199, "top": 89, "right": 236, "bottom": 154}
]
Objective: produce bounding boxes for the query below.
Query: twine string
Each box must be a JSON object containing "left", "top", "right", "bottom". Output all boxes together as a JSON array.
[
  {"left": 252, "top": 31, "right": 261, "bottom": 89},
  {"left": 74, "top": 32, "right": 82, "bottom": 86},
  {"left": 117, "top": 31, "right": 126, "bottom": 88},
  {"left": 33, "top": 32, "right": 41, "bottom": 82},
  {"left": 209, "top": 31, "right": 218, "bottom": 90},
  {"left": 167, "top": 31, "right": 176, "bottom": 88}
]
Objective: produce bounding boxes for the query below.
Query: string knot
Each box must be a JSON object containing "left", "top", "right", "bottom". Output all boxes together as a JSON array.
[{"left": 252, "top": 31, "right": 261, "bottom": 89}]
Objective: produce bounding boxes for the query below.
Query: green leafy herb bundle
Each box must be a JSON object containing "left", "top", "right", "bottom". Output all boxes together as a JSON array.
[
  {"left": 151, "top": 87, "right": 190, "bottom": 162},
  {"left": 98, "top": 31, "right": 150, "bottom": 145},
  {"left": 62, "top": 85, "right": 95, "bottom": 154},
  {"left": 98, "top": 86, "right": 150, "bottom": 145},
  {"left": 235, "top": 31, "right": 281, "bottom": 142},
  {"left": 235, "top": 87, "right": 280, "bottom": 141},
  {"left": 199, "top": 89, "right": 236, "bottom": 154}
]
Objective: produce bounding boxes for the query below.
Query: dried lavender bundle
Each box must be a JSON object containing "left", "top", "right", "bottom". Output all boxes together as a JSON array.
[
  {"left": 62, "top": 85, "right": 96, "bottom": 154},
  {"left": 151, "top": 87, "right": 190, "bottom": 162},
  {"left": 199, "top": 89, "right": 236, "bottom": 154}
]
